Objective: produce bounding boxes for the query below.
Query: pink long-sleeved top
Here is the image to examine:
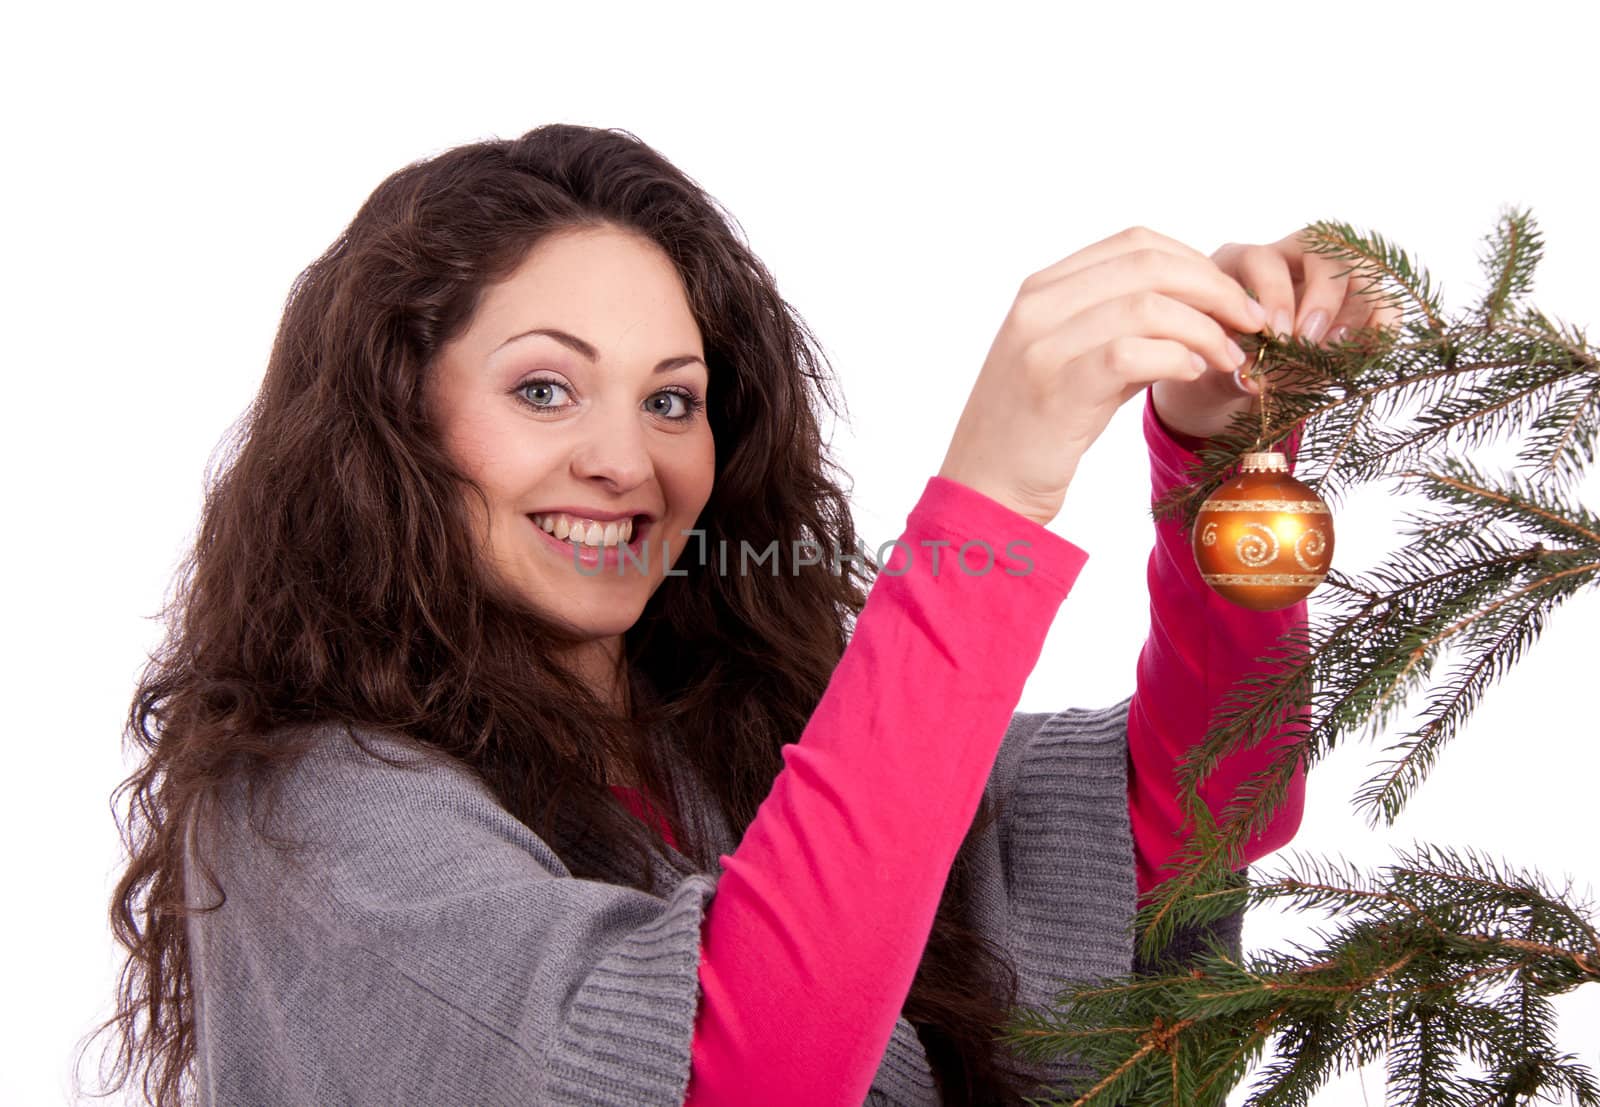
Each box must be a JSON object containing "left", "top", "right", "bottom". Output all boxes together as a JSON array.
[{"left": 612, "top": 388, "right": 1309, "bottom": 1104}]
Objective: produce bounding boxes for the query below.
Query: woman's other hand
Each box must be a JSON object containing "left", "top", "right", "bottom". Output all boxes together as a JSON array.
[
  {"left": 938, "top": 226, "right": 1268, "bottom": 527},
  {"left": 1151, "top": 228, "right": 1404, "bottom": 441}
]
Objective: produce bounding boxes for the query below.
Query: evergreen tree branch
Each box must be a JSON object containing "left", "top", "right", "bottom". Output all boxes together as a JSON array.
[
  {"left": 1521, "top": 376, "right": 1600, "bottom": 490},
  {"left": 1299, "top": 220, "right": 1446, "bottom": 332},
  {"left": 1014, "top": 211, "right": 1600, "bottom": 1105},
  {"left": 1356, "top": 595, "right": 1547, "bottom": 826},
  {"left": 1478, "top": 207, "right": 1543, "bottom": 327},
  {"left": 1005, "top": 849, "right": 1600, "bottom": 1106}
]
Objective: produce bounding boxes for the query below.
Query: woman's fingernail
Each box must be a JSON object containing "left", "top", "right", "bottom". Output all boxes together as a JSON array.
[
  {"left": 1300, "top": 310, "right": 1329, "bottom": 343},
  {"left": 1232, "top": 366, "right": 1255, "bottom": 394},
  {"left": 1245, "top": 298, "right": 1268, "bottom": 328},
  {"left": 1328, "top": 325, "right": 1349, "bottom": 344},
  {"left": 1226, "top": 338, "right": 1247, "bottom": 366},
  {"left": 1272, "top": 309, "right": 1293, "bottom": 337}
]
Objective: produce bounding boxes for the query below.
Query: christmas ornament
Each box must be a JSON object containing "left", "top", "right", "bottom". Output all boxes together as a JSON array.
[{"left": 1192, "top": 339, "right": 1335, "bottom": 611}]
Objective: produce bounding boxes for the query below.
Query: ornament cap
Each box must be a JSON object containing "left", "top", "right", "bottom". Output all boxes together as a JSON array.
[{"left": 1239, "top": 451, "right": 1290, "bottom": 473}]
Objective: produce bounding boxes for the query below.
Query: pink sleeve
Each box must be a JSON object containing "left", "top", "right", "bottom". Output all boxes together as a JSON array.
[
  {"left": 684, "top": 475, "right": 1090, "bottom": 1107},
  {"left": 1129, "top": 388, "right": 1309, "bottom": 904}
]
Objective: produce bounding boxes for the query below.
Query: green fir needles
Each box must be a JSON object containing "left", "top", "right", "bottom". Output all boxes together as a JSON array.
[
  {"left": 1006, "top": 209, "right": 1600, "bottom": 1106},
  {"left": 1004, "top": 847, "right": 1600, "bottom": 1107}
]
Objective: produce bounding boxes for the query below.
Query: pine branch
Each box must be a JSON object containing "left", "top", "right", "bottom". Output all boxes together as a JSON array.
[
  {"left": 1013, "top": 210, "right": 1600, "bottom": 1105},
  {"left": 1299, "top": 220, "right": 1447, "bottom": 332},
  {"left": 1355, "top": 594, "right": 1550, "bottom": 826},
  {"left": 1520, "top": 375, "right": 1600, "bottom": 490},
  {"left": 1478, "top": 207, "right": 1543, "bottom": 327},
  {"left": 1150, "top": 315, "right": 1599, "bottom": 535},
  {"left": 1004, "top": 849, "right": 1600, "bottom": 1107}
]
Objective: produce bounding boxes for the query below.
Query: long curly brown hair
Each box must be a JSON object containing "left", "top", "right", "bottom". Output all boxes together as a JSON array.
[{"left": 78, "top": 123, "right": 1037, "bottom": 1105}]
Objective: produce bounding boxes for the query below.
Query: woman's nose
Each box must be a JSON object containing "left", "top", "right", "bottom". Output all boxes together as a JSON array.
[{"left": 569, "top": 405, "right": 653, "bottom": 491}]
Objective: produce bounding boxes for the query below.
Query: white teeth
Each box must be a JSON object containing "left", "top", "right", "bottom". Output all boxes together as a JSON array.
[{"left": 533, "top": 513, "right": 635, "bottom": 546}]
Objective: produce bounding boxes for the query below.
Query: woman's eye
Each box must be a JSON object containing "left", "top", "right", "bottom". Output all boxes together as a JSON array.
[
  {"left": 517, "top": 378, "right": 572, "bottom": 409},
  {"left": 648, "top": 390, "right": 693, "bottom": 420}
]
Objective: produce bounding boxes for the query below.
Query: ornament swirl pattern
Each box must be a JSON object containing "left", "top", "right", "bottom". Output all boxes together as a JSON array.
[
  {"left": 1294, "top": 528, "right": 1328, "bottom": 572},
  {"left": 1236, "top": 523, "right": 1279, "bottom": 568}
]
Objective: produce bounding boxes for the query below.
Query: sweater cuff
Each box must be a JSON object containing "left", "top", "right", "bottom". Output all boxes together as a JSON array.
[
  {"left": 1006, "top": 702, "right": 1138, "bottom": 1002},
  {"left": 547, "top": 875, "right": 718, "bottom": 1104}
]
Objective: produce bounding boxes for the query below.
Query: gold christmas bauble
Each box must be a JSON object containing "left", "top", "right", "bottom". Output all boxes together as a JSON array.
[{"left": 1191, "top": 451, "right": 1333, "bottom": 611}]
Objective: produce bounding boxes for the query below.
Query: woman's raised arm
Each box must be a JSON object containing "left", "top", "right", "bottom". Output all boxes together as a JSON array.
[{"left": 1127, "top": 388, "right": 1309, "bottom": 904}]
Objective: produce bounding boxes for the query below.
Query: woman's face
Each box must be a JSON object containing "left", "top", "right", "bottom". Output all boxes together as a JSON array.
[{"left": 429, "top": 224, "right": 715, "bottom": 639}]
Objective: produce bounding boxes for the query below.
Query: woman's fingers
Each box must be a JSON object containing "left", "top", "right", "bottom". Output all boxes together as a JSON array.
[
  {"left": 1025, "top": 224, "right": 1216, "bottom": 289},
  {"left": 1033, "top": 290, "right": 1249, "bottom": 379},
  {"left": 1078, "top": 336, "right": 1213, "bottom": 399},
  {"left": 1026, "top": 247, "right": 1269, "bottom": 340},
  {"left": 939, "top": 224, "right": 1306, "bottom": 528},
  {"left": 1325, "top": 293, "right": 1373, "bottom": 345},
  {"left": 939, "top": 227, "right": 1261, "bottom": 527},
  {"left": 1353, "top": 276, "right": 1404, "bottom": 334},
  {"left": 1281, "top": 226, "right": 1407, "bottom": 344},
  {"left": 1212, "top": 242, "right": 1296, "bottom": 340},
  {"left": 1290, "top": 248, "right": 1349, "bottom": 343},
  {"left": 1324, "top": 278, "right": 1405, "bottom": 344}
]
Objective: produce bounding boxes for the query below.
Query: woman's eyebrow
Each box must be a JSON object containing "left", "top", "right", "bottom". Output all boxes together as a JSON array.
[{"left": 494, "top": 327, "right": 705, "bottom": 372}]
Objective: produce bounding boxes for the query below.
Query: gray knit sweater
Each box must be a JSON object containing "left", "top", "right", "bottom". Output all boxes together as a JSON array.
[{"left": 184, "top": 700, "right": 1240, "bottom": 1105}]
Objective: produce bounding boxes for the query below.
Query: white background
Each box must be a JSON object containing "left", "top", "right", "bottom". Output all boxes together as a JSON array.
[{"left": 5, "top": 2, "right": 1597, "bottom": 1103}]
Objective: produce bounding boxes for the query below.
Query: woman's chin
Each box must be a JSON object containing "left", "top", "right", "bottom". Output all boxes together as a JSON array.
[{"left": 529, "top": 594, "right": 649, "bottom": 639}]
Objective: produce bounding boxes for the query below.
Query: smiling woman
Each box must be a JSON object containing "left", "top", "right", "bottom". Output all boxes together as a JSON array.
[
  {"left": 85, "top": 123, "right": 1328, "bottom": 1107},
  {"left": 425, "top": 226, "right": 717, "bottom": 709}
]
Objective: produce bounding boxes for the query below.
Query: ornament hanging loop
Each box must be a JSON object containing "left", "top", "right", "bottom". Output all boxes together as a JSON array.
[
  {"left": 1248, "top": 333, "right": 1273, "bottom": 451},
  {"left": 1193, "top": 324, "right": 1335, "bottom": 610}
]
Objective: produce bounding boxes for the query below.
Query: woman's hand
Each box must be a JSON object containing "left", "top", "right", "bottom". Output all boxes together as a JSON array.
[
  {"left": 938, "top": 226, "right": 1268, "bottom": 528},
  {"left": 1150, "top": 228, "right": 1404, "bottom": 441}
]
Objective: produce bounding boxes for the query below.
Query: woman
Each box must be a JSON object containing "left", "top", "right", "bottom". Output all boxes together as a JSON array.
[{"left": 88, "top": 123, "right": 1389, "bottom": 1105}]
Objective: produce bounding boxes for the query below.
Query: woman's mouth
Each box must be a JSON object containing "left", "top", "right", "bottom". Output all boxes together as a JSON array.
[{"left": 527, "top": 513, "right": 654, "bottom": 572}]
